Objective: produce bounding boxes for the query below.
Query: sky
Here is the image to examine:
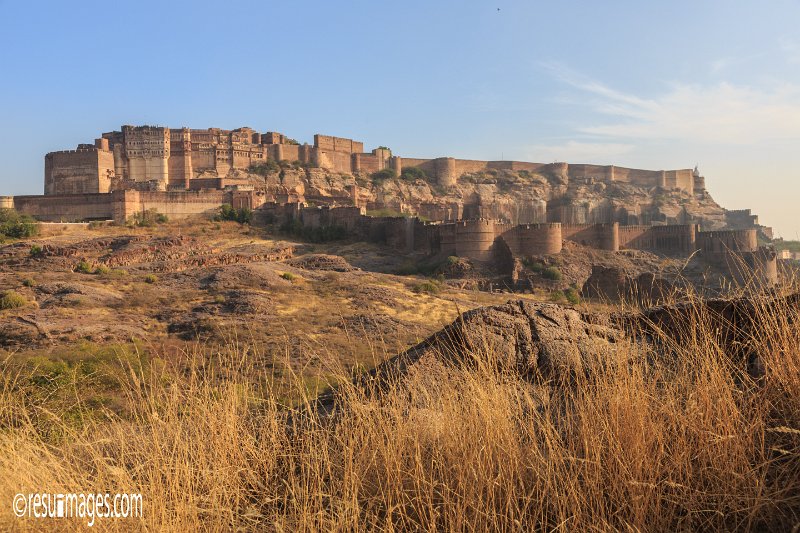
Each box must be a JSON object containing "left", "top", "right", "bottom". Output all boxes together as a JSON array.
[{"left": 1, "top": 0, "right": 798, "bottom": 237}]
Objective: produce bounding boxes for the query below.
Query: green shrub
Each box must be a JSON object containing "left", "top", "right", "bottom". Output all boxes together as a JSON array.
[
  {"left": 522, "top": 258, "right": 545, "bottom": 273},
  {"left": 75, "top": 260, "right": 93, "bottom": 274},
  {"left": 94, "top": 264, "right": 111, "bottom": 275},
  {"left": 549, "top": 290, "right": 566, "bottom": 303},
  {"left": 371, "top": 168, "right": 397, "bottom": 183},
  {"left": 130, "top": 208, "right": 168, "bottom": 227},
  {"left": 412, "top": 279, "right": 441, "bottom": 295},
  {"left": 249, "top": 160, "right": 280, "bottom": 176},
  {"left": 22, "top": 278, "right": 36, "bottom": 288},
  {"left": 280, "top": 272, "right": 296, "bottom": 282},
  {"left": 564, "top": 287, "right": 581, "bottom": 305},
  {"left": 400, "top": 166, "right": 427, "bottom": 181},
  {"left": 144, "top": 274, "right": 158, "bottom": 284},
  {"left": 0, "top": 290, "right": 27, "bottom": 310},
  {"left": 542, "top": 266, "right": 563, "bottom": 281},
  {"left": 29, "top": 244, "right": 43, "bottom": 257},
  {"left": 215, "top": 204, "right": 253, "bottom": 224},
  {"left": 0, "top": 209, "right": 38, "bottom": 239},
  {"left": 395, "top": 262, "right": 418, "bottom": 276},
  {"left": 213, "top": 295, "right": 226, "bottom": 304}
]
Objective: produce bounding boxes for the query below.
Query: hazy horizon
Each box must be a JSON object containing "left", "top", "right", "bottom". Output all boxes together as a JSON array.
[{"left": 1, "top": 0, "right": 798, "bottom": 237}]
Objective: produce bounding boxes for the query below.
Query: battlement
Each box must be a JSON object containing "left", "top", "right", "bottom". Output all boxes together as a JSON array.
[
  {"left": 697, "top": 229, "right": 758, "bottom": 253},
  {"left": 314, "top": 134, "right": 364, "bottom": 154},
  {"left": 47, "top": 148, "right": 103, "bottom": 155}
]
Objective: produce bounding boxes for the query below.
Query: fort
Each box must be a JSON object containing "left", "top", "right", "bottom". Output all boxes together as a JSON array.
[
  {"left": 258, "top": 202, "right": 778, "bottom": 285},
  {"left": 37, "top": 125, "right": 700, "bottom": 196},
  {"left": 0, "top": 124, "right": 777, "bottom": 285}
]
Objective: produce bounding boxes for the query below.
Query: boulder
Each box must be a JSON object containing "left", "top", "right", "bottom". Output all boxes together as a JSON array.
[{"left": 358, "top": 300, "right": 623, "bottom": 392}]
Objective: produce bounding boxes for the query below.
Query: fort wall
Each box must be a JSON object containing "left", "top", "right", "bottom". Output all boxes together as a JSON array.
[
  {"left": 697, "top": 229, "right": 758, "bottom": 254},
  {"left": 244, "top": 203, "right": 774, "bottom": 285},
  {"left": 618, "top": 225, "right": 651, "bottom": 249},
  {"left": 123, "top": 126, "right": 169, "bottom": 187},
  {"left": 499, "top": 223, "right": 563, "bottom": 256},
  {"left": 618, "top": 224, "right": 698, "bottom": 255},
  {"left": 561, "top": 223, "right": 619, "bottom": 251},
  {"left": 119, "top": 190, "right": 228, "bottom": 222},
  {"left": 45, "top": 149, "right": 114, "bottom": 195},
  {"left": 13, "top": 193, "right": 115, "bottom": 221},
  {"left": 438, "top": 219, "right": 497, "bottom": 261}
]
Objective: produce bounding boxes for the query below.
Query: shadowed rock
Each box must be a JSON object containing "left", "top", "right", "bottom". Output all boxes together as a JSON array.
[
  {"left": 318, "top": 292, "right": 800, "bottom": 410},
  {"left": 318, "top": 300, "right": 623, "bottom": 408}
]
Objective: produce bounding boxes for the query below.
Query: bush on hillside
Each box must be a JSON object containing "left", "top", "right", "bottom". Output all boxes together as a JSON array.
[
  {"left": 400, "top": 166, "right": 427, "bottom": 181},
  {"left": 215, "top": 204, "right": 253, "bottom": 225},
  {"left": 0, "top": 290, "right": 27, "bottom": 310},
  {"left": 371, "top": 168, "right": 397, "bottom": 183},
  {"left": 542, "top": 266, "right": 563, "bottom": 281},
  {"left": 249, "top": 160, "right": 280, "bottom": 176},
  {"left": 130, "top": 209, "right": 168, "bottom": 227},
  {"left": 0, "top": 209, "right": 38, "bottom": 239}
]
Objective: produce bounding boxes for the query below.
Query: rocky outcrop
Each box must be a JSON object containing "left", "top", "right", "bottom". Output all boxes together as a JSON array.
[
  {"left": 319, "top": 292, "right": 800, "bottom": 408},
  {"left": 246, "top": 166, "right": 729, "bottom": 228},
  {"left": 0, "top": 317, "right": 46, "bottom": 347},
  {"left": 632, "top": 292, "right": 800, "bottom": 350},
  {"left": 582, "top": 265, "right": 672, "bottom": 302},
  {"left": 348, "top": 301, "right": 623, "bottom": 395},
  {"left": 286, "top": 254, "right": 356, "bottom": 272}
]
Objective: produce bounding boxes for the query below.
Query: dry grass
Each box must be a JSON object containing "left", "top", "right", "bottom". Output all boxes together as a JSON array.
[{"left": 0, "top": 290, "right": 799, "bottom": 531}]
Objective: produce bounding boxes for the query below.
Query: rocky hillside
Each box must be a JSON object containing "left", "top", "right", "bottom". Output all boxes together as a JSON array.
[{"left": 232, "top": 164, "right": 730, "bottom": 229}]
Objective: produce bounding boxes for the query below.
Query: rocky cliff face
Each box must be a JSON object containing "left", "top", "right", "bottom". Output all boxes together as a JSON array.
[{"left": 236, "top": 165, "right": 730, "bottom": 229}]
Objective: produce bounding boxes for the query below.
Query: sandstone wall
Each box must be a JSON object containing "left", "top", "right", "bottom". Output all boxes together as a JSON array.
[
  {"left": 438, "top": 219, "right": 497, "bottom": 261},
  {"left": 14, "top": 193, "right": 114, "bottom": 221},
  {"left": 499, "top": 223, "right": 563, "bottom": 256},
  {"left": 313, "top": 135, "right": 362, "bottom": 153},
  {"left": 618, "top": 225, "right": 651, "bottom": 249},
  {"left": 45, "top": 149, "right": 114, "bottom": 195},
  {"left": 561, "top": 223, "right": 619, "bottom": 251},
  {"left": 123, "top": 126, "right": 169, "bottom": 186},
  {"left": 122, "top": 190, "right": 227, "bottom": 221},
  {"left": 697, "top": 229, "right": 758, "bottom": 254},
  {"left": 618, "top": 224, "right": 698, "bottom": 255}
]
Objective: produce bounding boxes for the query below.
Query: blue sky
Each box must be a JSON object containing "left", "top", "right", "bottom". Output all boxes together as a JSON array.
[{"left": 1, "top": 0, "right": 798, "bottom": 236}]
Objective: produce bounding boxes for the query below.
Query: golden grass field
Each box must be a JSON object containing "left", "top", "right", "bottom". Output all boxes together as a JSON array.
[{"left": 1, "top": 285, "right": 799, "bottom": 531}]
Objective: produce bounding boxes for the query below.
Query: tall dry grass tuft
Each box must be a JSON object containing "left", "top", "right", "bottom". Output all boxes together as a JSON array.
[{"left": 0, "top": 290, "right": 799, "bottom": 531}]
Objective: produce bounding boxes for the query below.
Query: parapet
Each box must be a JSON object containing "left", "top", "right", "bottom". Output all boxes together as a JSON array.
[
  {"left": 697, "top": 229, "right": 758, "bottom": 254},
  {"left": 314, "top": 134, "right": 364, "bottom": 154},
  {"left": 500, "top": 223, "right": 563, "bottom": 256}
]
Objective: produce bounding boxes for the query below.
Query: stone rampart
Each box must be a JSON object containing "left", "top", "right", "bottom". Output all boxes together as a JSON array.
[
  {"left": 561, "top": 223, "right": 619, "bottom": 251},
  {"left": 697, "top": 229, "right": 758, "bottom": 254},
  {"left": 13, "top": 193, "right": 115, "bottom": 221},
  {"left": 437, "top": 219, "right": 497, "bottom": 261},
  {"left": 619, "top": 224, "right": 698, "bottom": 255},
  {"left": 499, "top": 223, "right": 563, "bottom": 256}
]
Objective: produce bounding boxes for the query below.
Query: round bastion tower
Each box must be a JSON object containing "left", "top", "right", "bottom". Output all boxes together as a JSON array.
[{"left": 434, "top": 157, "right": 457, "bottom": 187}]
